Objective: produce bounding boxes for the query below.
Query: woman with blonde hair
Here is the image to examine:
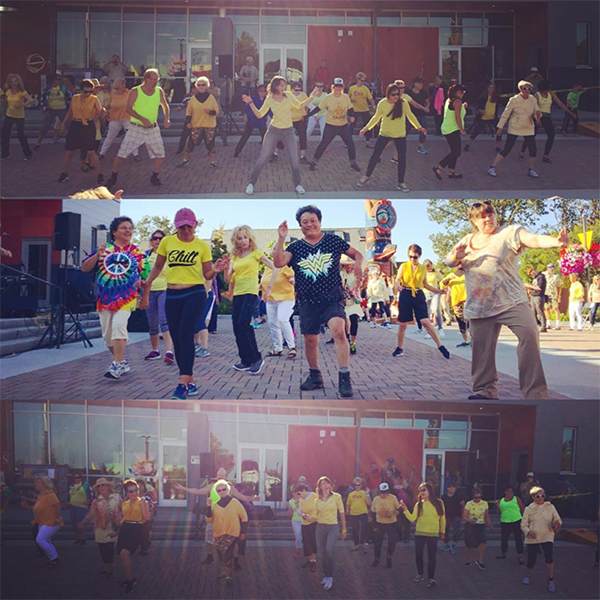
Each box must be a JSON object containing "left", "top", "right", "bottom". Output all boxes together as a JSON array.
[
  {"left": 346, "top": 476, "right": 371, "bottom": 552},
  {"left": 1, "top": 73, "right": 34, "bottom": 160},
  {"left": 20, "top": 475, "right": 63, "bottom": 567},
  {"left": 568, "top": 273, "right": 585, "bottom": 331},
  {"left": 446, "top": 201, "right": 568, "bottom": 399},
  {"left": 227, "top": 225, "right": 274, "bottom": 374}
]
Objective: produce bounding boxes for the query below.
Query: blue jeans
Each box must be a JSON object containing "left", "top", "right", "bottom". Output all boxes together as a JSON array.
[
  {"left": 69, "top": 505, "right": 88, "bottom": 541},
  {"left": 444, "top": 515, "right": 463, "bottom": 544}
]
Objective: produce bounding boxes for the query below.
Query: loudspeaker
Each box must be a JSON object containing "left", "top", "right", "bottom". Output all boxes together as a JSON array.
[
  {"left": 211, "top": 17, "right": 235, "bottom": 81},
  {"left": 0, "top": 293, "right": 38, "bottom": 318},
  {"left": 64, "top": 269, "right": 95, "bottom": 313},
  {"left": 55, "top": 212, "right": 81, "bottom": 251},
  {"left": 199, "top": 453, "right": 215, "bottom": 479}
]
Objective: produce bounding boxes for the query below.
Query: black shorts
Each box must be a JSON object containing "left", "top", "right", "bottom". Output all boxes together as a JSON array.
[
  {"left": 298, "top": 298, "right": 346, "bottom": 335},
  {"left": 116, "top": 521, "right": 143, "bottom": 555},
  {"left": 302, "top": 522, "right": 318, "bottom": 556},
  {"left": 65, "top": 121, "right": 97, "bottom": 152},
  {"left": 398, "top": 289, "right": 428, "bottom": 323},
  {"left": 98, "top": 541, "right": 115, "bottom": 564},
  {"left": 464, "top": 523, "right": 487, "bottom": 548}
]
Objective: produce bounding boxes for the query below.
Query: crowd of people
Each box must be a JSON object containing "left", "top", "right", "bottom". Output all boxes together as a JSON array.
[{"left": 1, "top": 65, "right": 588, "bottom": 193}]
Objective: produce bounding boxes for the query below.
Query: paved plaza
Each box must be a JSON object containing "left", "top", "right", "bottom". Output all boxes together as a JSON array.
[
  {"left": 2, "top": 317, "right": 596, "bottom": 401},
  {"left": 0, "top": 135, "right": 598, "bottom": 199},
  {"left": 1, "top": 538, "right": 598, "bottom": 600}
]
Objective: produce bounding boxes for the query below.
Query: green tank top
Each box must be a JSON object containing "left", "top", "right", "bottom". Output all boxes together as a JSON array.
[
  {"left": 499, "top": 496, "right": 521, "bottom": 523},
  {"left": 130, "top": 85, "right": 161, "bottom": 125},
  {"left": 441, "top": 98, "right": 466, "bottom": 135}
]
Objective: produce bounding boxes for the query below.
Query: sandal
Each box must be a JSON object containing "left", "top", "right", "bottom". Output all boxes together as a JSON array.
[
  {"left": 80, "top": 164, "right": 89, "bottom": 173},
  {"left": 287, "top": 348, "right": 297, "bottom": 359},
  {"left": 448, "top": 172, "right": 463, "bottom": 179},
  {"left": 432, "top": 165, "right": 443, "bottom": 180},
  {"left": 267, "top": 350, "right": 283, "bottom": 357}
]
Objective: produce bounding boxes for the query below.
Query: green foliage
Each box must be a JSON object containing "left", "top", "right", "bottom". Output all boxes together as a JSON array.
[
  {"left": 132, "top": 215, "right": 204, "bottom": 247},
  {"left": 211, "top": 225, "right": 229, "bottom": 260},
  {"left": 235, "top": 31, "right": 259, "bottom": 75},
  {"left": 544, "top": 199, "right": 600, "bottom": 231}
]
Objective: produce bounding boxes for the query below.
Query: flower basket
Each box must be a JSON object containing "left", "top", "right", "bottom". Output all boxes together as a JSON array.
[{"left": 559, "top": 243, "right": 595, "bottom": 275}]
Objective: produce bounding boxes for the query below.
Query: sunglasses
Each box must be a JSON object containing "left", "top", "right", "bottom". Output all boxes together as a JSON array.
[
  {"left": 216, "top": 487, "right": 227, "bottom": 493},
  {"left": 534, "top": 494, "right": 546, "bottom": 499},
  {"left": 316, "top": 85, "right": 324, "bottom": 88},
  {"left": 521, "top": 87, "right": 533, "bottom": 91},
  {"left": 418, "top": 488, "right": 427, "bottom": 493},
  {"left": 409, "top": 255, "right": 420, "bottom": 260},
  {"left": 390, "top": 93, "right": 400, "bottom": 97},
  {"left": 126, "top": 489, "right": 138, "bottom": 494},
  {"left": 82, "top": 90, "right": 92, "bottom": 94},
  {"left": 151, "top": 236, "right": 164, "bottom": 242}
]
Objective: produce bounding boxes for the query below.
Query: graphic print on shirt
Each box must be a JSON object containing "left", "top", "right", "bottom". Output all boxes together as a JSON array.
[
  {"left": 297, "top": 249, "right": 334, "bottom": 282},
  {"left": 167, "top": 249, "right": 200, "bottom": 268}
]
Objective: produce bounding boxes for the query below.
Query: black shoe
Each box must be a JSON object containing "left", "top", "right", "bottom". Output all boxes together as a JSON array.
[
  {"left": 325, "top": 338, "right": 335, "bottom": 344},
  {"left": 309, "top": 161, "right": 316, "bottom": 171},
  {"left": 438, "top": 345, "right": 450, "bottom": 359},
  {"left": 386, "top": 557, "right": 392, "bottom": 569},
  {"left": 125, "top": 579, "right": 137, "bottom": 594},
  {"left": 338, "top": 371, "right": 353, "bottom": 397},
  {"left": 150, "top": 174, "right": 162, "bottom": 186},
  {"left": 371, "top": 559, "right": 380, "bottom": 567},
  {"left": 201, "top": 554, "right": 214, "bottom": 564},
  {"left": 233, "top": 362, "right": 250, "bottom": 372},
  {"left": 248, "top": 358, "right": 265, "bottom": 375},
  {"left": 234, "top": 151, "right": 240, "bottom": 158},
  {"left": 300, "top": 155, "right": 309, "bottom": 165},
  {"left": 464, "top": 144, "right": 470, "bottom": 151},
  {"left": 269, "top": 154, "right": 278, "bottom": 163},
  {"left": 48, "top": 558, "right": 60, "bottom": 568},
  {"left": 234, "top": 558, "right": 241, "bottom": 570},
  {"left": 97, "top": 173, "right": 104, "bottom": 185},
  {"left": 467, "top": 393, "right": 492, "bottom": 400},
  {"left": 58, "top": 172, "right": 69, "bottom": 183},
  {"left": 392, "top": 347, "right": 404, "bottom": 357},
  {"left": 24, "top": 153, "right": 33, "bottom": 161},
  {"left": 350, "top": 162, "right": 360, "bottom": 172},
  {"left": 300, "top": 370, "right": 324, "bottom": 391},
  {"left": 106, "top": 173, "right": 117, "bottom": 188}
]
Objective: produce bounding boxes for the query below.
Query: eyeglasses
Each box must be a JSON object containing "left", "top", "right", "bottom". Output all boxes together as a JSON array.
[
  {"left": 418, "top": 488, "right": 427, "bottom": 493},
  {"left": 126, "top": 489, "right": 138, "bottom": 494},
  {"left": 216, "top": 487, "right": 227, "bottom": 493},
  {"left": 409, "top": 255, "right": 420, "bottom": 260},
  {"left": 534, "top": 494, "right": 546, "bottom": 499},
  {"left": 521, "top": 87, "right": 533, "bottom": 91},
  {"left": 151, "top": 236, "right": 164, "bottom": 242},
  {"left": 471, "top": 201, "right": 492, "bottom": 208},
  {"left": 196, "top": 84, "right": 207, "bottom": 87},
  {"left": 82, "top": 90, "right": 92, "bottom": 94},
  {"left": 390, "top": 93, "right": 400, "bottom": 97}
]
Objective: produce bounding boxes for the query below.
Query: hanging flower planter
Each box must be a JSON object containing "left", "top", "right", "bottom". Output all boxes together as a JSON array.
[{"left": 559, "top": 243, "right": 597, "bottom": 275}]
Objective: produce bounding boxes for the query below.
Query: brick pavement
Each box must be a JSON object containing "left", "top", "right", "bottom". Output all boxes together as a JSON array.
[
  {"left": 0, "top": 136, "right": 598, "bottom": 198},
  {"left": 0, "top": 319, "right": 569, "bottom": 401},
  {"left": 1, "top": 539, "right": 598, "bottom": 599}
]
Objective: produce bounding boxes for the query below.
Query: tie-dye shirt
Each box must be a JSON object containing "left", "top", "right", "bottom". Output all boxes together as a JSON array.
[
  {"left": 84, "top": 243, "right": 150, "bottom": 312},
  {"left": 287, "top": 234, "right": 349, "bottom": 304}
]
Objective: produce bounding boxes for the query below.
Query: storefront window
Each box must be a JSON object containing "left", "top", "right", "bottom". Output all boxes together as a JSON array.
[
  {"left": 190, "top": 23, "right": 212, "bottom": 43},
  {"left": 440, "top": 28, "right": 463, "bottom": 46},
  {"left": 430, "top": 12, "right": 456, "bottom": 26},
  {"left": 227, "top": 10, "right": 260, "bottom": 24},
  {"left": 157, "top": 23, "right": 187, "bottom": 78},
  {"left": 13, "top": 402, "right": 46, "bottom": 411},
  {"left": 462, "top": 28, "right": 483, "bottom": 46},
  {"left": 561, "top": 428, "right": 577, "bottom": 473},
  {"left": 437, "top": 430, "right": 468, "bottom": 450},
  {"left": 442, "top": 414, "right": 469, "bottom": 429},
  {"left": 160, "top": 402, "right": 191, "bottom": 418},
  {"left": 50, "top": 414, "right": 85, "bottom": 469},
  {"left": 458, "top": 14, "right": 483, "bottom": 26},
  {"left": 401, "top": 11, "right": 428, "bottom": 26},
  {"left": 386, "top": 412, "right": 413, "bottom": 428},
  {"left": 290, "top": 10, "right": 317, "bottom": 24},
  {"left": 90, "top": 7, "right": 121, "bottom": 21},
  {"left": 56, "top": 21, "right": 86, "bottom": 69},
  {"left": 88, "top": 416, "right": 123, "bottom": 476},
  {"left": 124, "top": 7, "right": 154, "bottom": 21},
  {"left": 190, "top": 9, "right": 218, "bottom": 23},
  {"left": 239, "top": 423, "right": 286, "bottom": 444},
  {"left": 236, "top": 25, "right": 260, "bottom": 73},
  {"left": 160, "top": 419, "right": 187, "bottom": 441},
  {"left": 318, "top": 10, "right": 345, "bottom": 25},
  {"left": 210, "top": 421, "right": 237, "bottom": 476},
  {"left": 50, "top": 401, "right": 84, "bottom": 413},
  {"left": 261, "top": 25, "right": 306, "bottom": 44},
  {"left": 90, "top": 21, "right": 122, "bottom": 70},
  {"left": 125, "top": 417, "right": 158, "bottom": 479},
  {"left": 377, "top": 12, "right": 401, "bottom": 26},
  {"left": 415, "top": 413, "right": 441, "bottom": 429},
  {"left": 124, "top": 22, "right": 154, "bottom": 78},
  {"left": 262, "top": 10, "right": 289, "bottom": 24},
  {"left": 14, "top": 413, "right": 48, "bottom": 469},
  {"left": 156, "top": 8, "right": 186, "bottom": 22},
  {"left": 57, "top": 9, "right": 87, "bottom": 20},
  {"left": 360, "top": 412, "right": 385, "bottom": 427},
  {"left": 328, "top": 411, "right": 355, "bottom": 426}
]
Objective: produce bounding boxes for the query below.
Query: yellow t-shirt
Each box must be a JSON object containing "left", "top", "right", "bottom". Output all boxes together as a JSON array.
[
  {"left": 426, "top": 271, "right": 441, "bottom": 289},
  {"left": 256, "top": 94, "right": 303, "bottom": 129},
  {"left": 365, "top": 97, "right": 421, "bottom": 138},
  {"left": 569, "top": 281, "right": 585, "bottom": 302},
  {"left": 147, "top": 250, "right": 169, "bottom": 291},
  {"left": 47, "top": 86, "right": 67, "bottom": 111},
  {"left": 290, "top": 92, "right": 308, "bottom": 122},
  {"left": 122, "top": 498, "right": 145, "bottom": 522},
  {"left": 348, "top": 84, "right": 373, "bottom": 113},
  {"left": 108, "top": 91, "right": 131, "bottom": 121},
  {"left": 156, "top": 235, "right": 212, "bottom": 286},
  {"left": 231, "top": 249, "right": 264, "bottom": 296},
  {"left": 261, "top": 266, "right": 295, "bottom": 302},
  {"left": 5, "top": 90, "right": 29, "bottom": 119},
  {"left": 186, "top": 93, "right": 220, "bottom": 128},
  {"left": 96, "top": 90, "right": 111, "bottom": 110},
  {"left": 346, "top": 490, "right": 369, "bottom": 516},
  {"left": 300, "top": 492, "right": 318, "bottom": 526},
  {"left": 315, "top": 492, "right": 344, "bottom": 525},
  {"left": 320, "top": 93, "right": 353, "bottom": 126},
  {"left": 371, "top": 494, "right": 400, "bottom": 524},
  {"left": 482, "top": 97, "right": 496, "bottom": 120},
  {"left": 465, "top": 499, "right": 489, "bottom": 524},
  {"left": 207, "top": 498, "right": 248, "bottom": 538},
  {"left": 32, "top": 493, "right": 64, "bottom": 527},
  {"left": 396, "top": 262, "right": 427, "bottom": 295},
  {"left": 441, "top": 273, "right": 467, "bottom": 306}
]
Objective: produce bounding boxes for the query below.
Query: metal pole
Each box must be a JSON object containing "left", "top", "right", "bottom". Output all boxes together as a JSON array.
[{"left": 582, "top": 205, "right": 590, "bottom": 287}]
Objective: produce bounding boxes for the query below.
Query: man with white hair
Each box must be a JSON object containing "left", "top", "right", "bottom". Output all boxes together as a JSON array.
[
  {"left": 102, "top": 54, "right": 127, "bottom": 81},
  {"left": 239, "top": 57, "right": 259, "bottom": 95}
]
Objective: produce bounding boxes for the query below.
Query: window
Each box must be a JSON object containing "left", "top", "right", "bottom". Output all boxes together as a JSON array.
[
  {"left": 156, "top": 23, "right": 187, "bottom": 77},
  {"left": 90, "top": 21, "right": 122, "bottom": 69},
  {"left": 401, "top": 11, "right": 428, "bottom": 26},
  {"left": 377, "top": 12, "right": 401, "bottom": 26},
  {"left": 124, "top": 417, "right": 158, "bottom": 478},
  {"left": 14, "top": 412, "right": 48, "bottom": 469},
  {"left": 240, "top": 406, "right": 268, "bottom": 422},
  {"left": 57, "top": 21, "right": 87, "bottom": 69},
  {"left": 576, "top": 23, "right": 591, "bottom": 67},
  {"left": 124, "top": 401, "right": 158, "bottom": 417},
  {"left": 124, "top": 22, "right": 155, "bottom": 77},
  {"left": 124, "top": 7, "right": 154, "bottom": 22},
  {"left": 318, "top": 10, "right": 345, "bottom": 25},
  {"left": 298, "top": 409, "right": 327, "bottom": 425},
  {"left": 88, "top": 415, "right": 123, "bottom": 476},
  {"left": 290, "top": 10, "right": 317, "bottom": 25},
  {"left": 210, "top": 421, "right": 237, "bottom": 475},
  {"left": 261, "top": 24, "right": 306, "bottom": 44},
  {"left": 360, "top": 412, "right": 385, "bottom": 427},
  {"left": 386, "top": 412, "right": 413, "bottom": 428},
  {"left": 561, "top": 428, "right": 577, "bottom": 473},
  {"left": 269, "top": 408, "right": 298, "bottom": 423},
  {"left": 430, "top": 12, "right": 456, "bottom": 26},
  {"left": 262, "top": 10, "right": 289, "bottom": 24},
  {"left": 235, "top": 25, "right": 260, "bottom": 73},
  {"left": 442, "top": 415, "right": 469, "bottom": 429},
  {"left": 160, "top": 419, "right": 187, "bottom": 441},
  {"left": 346, "top": 11, "right": 372, "bottom": 25},
  {"left": 328, "top": 410, "right": 355, "bottom": 426},
  {"left": 239, "top": 423, "right": 286, "bottom": 444},
  {"left": 50, "top": 414, "right": 86, "bottom": 469}
]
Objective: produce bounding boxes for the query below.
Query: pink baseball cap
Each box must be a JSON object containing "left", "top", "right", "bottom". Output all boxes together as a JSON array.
[{"left": 174, "top": 207, "right": 197, "bottom": 228}]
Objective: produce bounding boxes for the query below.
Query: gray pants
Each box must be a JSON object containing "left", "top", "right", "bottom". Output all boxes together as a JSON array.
[
  {"left": 316, "top": 523, "right": 339, "bottom": 578},
  {"left": 250, "top": 125, "right": 301, "bottom": 187}
]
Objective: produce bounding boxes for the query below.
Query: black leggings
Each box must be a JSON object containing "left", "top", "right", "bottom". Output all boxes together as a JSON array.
[
  {"left": 177, "top": 126, "right": 191, "bottom": 153},
  {"left": 234, "top": 123, "right": 266, "bottom": 155},
  {"left": 98, "top": 541, "right": 115, "bottom": 564},
  {"left": 469, "top": 117, "right": 501, "bottom": 143},
  {"left": 313, "top": 124, "right": 356, "bottom": 162},
  {"left": 415, "top": 535, "right": 438, "bottom": 579},
  {"left": 562, "top": 107, "right": 579, "bottom": 134},
  {"left": 350, "top": 514, "right": 368, "bottom": 546},
  {"left": 397, "top": 513, "right": 411, "bottom": 542},
  {"left": 165, "top": 286, "right": 207, "bottom": 376},
  {"left": 457, "top": 316, "right": 468, "bottom": 335},
  {"left": 439, "top": 130, "right": 462, "bottom": 170},
  {"left": 500, "top": 521, "right": 524, "bottom": 555},
  {"left": 522, "top": 115, "right": 554, "bottom": 156},
  {"left": 232, "top": 293, "right": 262, "bottom": 366},
  {"left": 293, "top": 119, "right": 307, "bottom": 150},
  {"left": 1, "top": 116, "right": 31, "bottom": 158},
  {"left": 351, "top": 111, "right": 372, "bottom": 140},
  {"left": 374, "top": 522, "right": 398, "bottom": 558},
  {"left": 369, "top": 301, "right": 391, "bottom": 319},
  {"left": 590, "top": 302, "right": 599, "bottom": 326},
  {"left": 501, "top": 134, "right": 536, "bottom": 158},
  {"left": 348, "top": 314, "right": 359, "bottom": 337},
  {"left": 527, "top": 542, "right": 553, "bottom": 569},
  {"left": 366, "top": 136, "right": 407, "bottom": 183}
]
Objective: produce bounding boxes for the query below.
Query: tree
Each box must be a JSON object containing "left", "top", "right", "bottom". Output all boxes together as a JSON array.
[
  {"left": 132, "top": 215, "right": 203, "bottom": 246},
  {"left": 235, "top": 31, "right": 259, "bottom": 74},
  {"left": 545, "top": 198, "right": 600, "bottom": 231},
  {"left": 211, "top": 224, "right": 229, "bottom": 260},
  {"left": 427, "top": 199, "right": 550, "bottom": 260}
]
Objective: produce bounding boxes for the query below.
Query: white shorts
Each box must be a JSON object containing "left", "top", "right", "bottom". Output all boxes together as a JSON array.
[
  {"left": 117, "top": 123, "right": 165, "bottom": 159},
  {"left": 99, "top": 310, "right": 131, "bottom": 346}
]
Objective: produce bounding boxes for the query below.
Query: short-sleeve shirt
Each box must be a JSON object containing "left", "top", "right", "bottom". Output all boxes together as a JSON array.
[
  {"left": 289, "top": 499, "right": 302, "bottom": 522},
  {"left": 33, "top": 493, "right": 64, "bottom": 527},
  {"left": 287, "top": 234, "right": 350, "bottom": 305},
  {"left": 5, "top": 90, "right": 29, "bottom": 119},
  {"left": 371, "top": 494, "right": 400, "bottom": 524},
  {"left": 84, "top": 243, "right": 149, "bottom": 312},
  {"left": 346, "top": 490, "right": 369, "bottom": 516},
  {"left": 320, "top": 93, "right": 353, "bottom": 126},
  {"left": 458, "top": 225, "right": 529, "bottom": 319},
  {"left": 315, "top": 492, "right": 344, "bottom": 525},
  {"left": 290, "top": 92, "right": 309, "bottom": 121},
  {"left": 569, "top": 281, "right": 585, "bottom": 302},
  {"left": 300, "top": 492, "right": 318, "bottom": 525},
  {"left": 156, "top": 235, "right": 212, "bottom": 286},
  {"left": 348, "top": 84, "right": 373, "bottom": 113},
  {"left": 545, "top": 272, "right": 562, "bottom": 298},
  {"left": 567, "top": 90, "right": 584, "bottom": 109},
  {"left": 464, "top": 499, "right": 489, "bottom": 524},
  {"left": 146, "top": 250, "right": 169, "bottom": 291},
  {"left": 104, "top": 61, "right": 127, "bottom": 81},
  {"left": 261, "top": 266, "right": 295, "bottom": 302},
  {"left": 231, "top": 249, "right": 264, "bottom": 296},
  {"left": 406, "top": 88, "right": 428, "bottom": 114}
]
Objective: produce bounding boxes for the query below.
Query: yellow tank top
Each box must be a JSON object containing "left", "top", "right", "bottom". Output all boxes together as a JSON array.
[
  {"left": 71, "top": 94, "right": 97, "bottom": 125},
  {"left": 397, "top": 262, "right": 427, "bottom": 296},
  {"left": 122, "top": 498, "right": 144, "bottom": 522},
  {"left": 535, "top": 92, "right": 553, "bottom": 115}
]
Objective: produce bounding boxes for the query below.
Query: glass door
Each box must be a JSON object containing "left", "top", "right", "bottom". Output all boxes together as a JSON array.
[
  {"left": 159, "top": 441, "right": 187, "bottom": 507},
  {"left": 423, "top": 451, "right": 444, "bottom": 496},
  {"left": 187, "top": 44, "right": 212, "bottom": 89},
  {"left": 440, "top": 47, "right": 461, "bottom": 84},
  {"left": 22, "top": 239, "right": 51, "bottom": 306},
  {"left": 239, "top": 444, "right": 287, "bottom": 506},
  {"left": 261, "top": 46, "right": 306, "bottom": 90}
]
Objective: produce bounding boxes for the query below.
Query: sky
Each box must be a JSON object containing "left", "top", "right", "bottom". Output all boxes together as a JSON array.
[{"left": 120, "top": 199, "right": 561, "bottom": 261}]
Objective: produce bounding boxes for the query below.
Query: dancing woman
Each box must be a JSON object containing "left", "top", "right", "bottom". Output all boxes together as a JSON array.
[{"left": 464, "top": 82, "right": 502, "bottom": 153}]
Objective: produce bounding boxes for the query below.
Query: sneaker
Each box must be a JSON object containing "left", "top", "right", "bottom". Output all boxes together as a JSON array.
[
  {"left": 295, "top": 185, "right": 306, "bottom": 195},
  {"left": 424, "top": 333, "right": 431, "bottom": 339},
  {"left": 522, "top": 576, "right": 530, "bottom": 585},
  {"left": 438, "top": 345, "right": 450, "bottom": 359},
  {"left": 252, "top": 321, "right": 261, "bottom": 329},
  {"left": 518, "top": 152, "right": 525, "bottom": 161},
  {"left": 442, "top": 544, "right": 451, "bottom": 552},
  {"left": 119, "top": 359, "right": 131, "bottom": 374},
  {"left": 104, "top": 361, "right": 122, "bottom": 379},
  {"left": 96, "top": 173, "right": 104, "bottom": 185},
  {"left": 382, "top": 322, "right": 391, "bottom": 329},
  {"left": 371, "top": 559, "right": 380, "bottom": 567},
  {"left": 451, "top": 545, "right": 458, "bottom": 555},
  {"left": 528, "top": 169, "right": 539, "bottom": 178},
  {"left": 150, "top": 174, "right": 162, "bottom": 186},
  {"left": 323, "top": 578, "right": 333, "bottom": 590},
  {"left": 233, "top": 362, "right": 250, "bottom": 371},
  {"left": 197, "top": 347, "right": 210, "bottom": 358},
  {"left": 106, "top": 173, "right": 117, "bottom": 188},
  {"left": 171, "top": 384, "right": 188, "bottom": 400},
  {"left": 417, "top": 146, "right": 428, "bottom": 155},
  {"left": 438, "top": 328, "right": 445, "bottom": 338},
  {"left": 187, "top": 383, "right": 199, "bottom": 396},
  {"left": 476, "top": 560, "right": 486, "bottom": 570},
  {"left": 144, "top": 350, "right": 161, "bottom": 361},
  {"left": 248, "top": 358, "right": 265, "bottom": 375},
  {"left": 24, "top": 153, "right": 33, "bottom": 161},
  {"left": 349, "top": 342, "right": 357, "bottom": 355},
  {"left": 300, "top": 155, "right": 309, "bottom": 164},
  {"left": 34, "top": 143, "right": 42, "bottom": 151},
  {"left": 300, "top": 370, "right": 324, "bottom": 391},
  {"left": 464, "top": 562, "right": 472, "bottom": 567},
  {"left": 338, "top": 371, "right": 353, "bottom": 398},
  {"left": 390, "top": 157, "right": 398, "bottom": 164},
  {"left": 427, "top": 579, "right": 437, "bottom": 588},
  {"left": 164, "top": 351, "right": 175, "bottom": 364},
  {"left": 414, "top": 328, "right": 422, "bottom": 334},
  {"left": 58, "top": 172, "right": 69, "bottom": 183},
  {"left": 370, "top": 322, "right": 376, "bottom": 328},
  {"left": 309, "top": 161, "right": 316, "bottom": 171},
  {"left": 548, "top": 580, "right": 556, "bottom": 593},
  {"left": 245, "top": 183, "right": 255, "bottom": 195},
  {"left": 125, "top": 579, "right": 137, "bottom": 594},
  {"left": 464, "top": 144, "right": 470, "bottom": 151},
  {"left": 386, "top": 557, "right": 392, "bottom": 569},
  {"left": 542, "top": 156, "right": 553, "bottom": 164},
  {"left": 487, "top": 166, "right": 497, "bottom": 177},
  {"left": 357, "top": 175, "right": 370, "bottom": 187},
  {"left": 456, "top": 341, "right": 471, "bottom": 348},
  {"left": 350, "top": 162, "right": 360, "bottom": 172},
  {"left": 178, "top": 159, "right": 189, "bottom": 168},
  {"left": 412, "top": 575, "right": 424, "bottom": 582},
  {"left": 210, "top": 161, "right": 218, "bottom": 169},
  {"left": 366, "top": 140, "right": 374, "bottom": 149},
  {"left": 397, "top": 183, "right": 410, "bottom": 192},
  {"left": 269, "top": 153, "right": 278, "bottom": 163},
  {"left": 321, "top": 578, "right": 327, "bottom": 585},
  {"left": 392, "top": 347, "right": 404, "bottom": 357}
]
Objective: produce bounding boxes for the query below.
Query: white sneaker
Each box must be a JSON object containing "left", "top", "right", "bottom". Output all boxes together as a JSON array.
[
  {"left": 438, "top": 329, "right": 445, "bottom": 338},
  {"left": 487, "top": 166, "right": 497, "bottom": 177},
  {"left": 295, "top": 184, "right": 306, "bottom": 195},
  {"left": 120, "top": 359, "right": 131, "bottom": 374},
  {"left": 424, "top": 333, "right": 431, "bottom": 339},
  {"left": 321, "top": 578, "right": 327, "bottom": 586},
  {"left": 357, "top": 175, "right": 370, "bottom": 187},
  {"left": 323, "top": 577, "right": 333, "bottom": 590},
  {"left": 245, "top": 183, "right": 255, "bottom": 195},
  {"left": 397, "top": 183, "right": 410, "bottom": 193},
  {"left": 414, "top": 329, "right": 422, "bottom": 334},
  {"left": 104, "top": 361, "right": 122, "bottom": 379},
  {"left": 370, "top": 322, "right": 376, "bottom": 328},
  {"left": 528, "top": 169, "right": 539, "bottom": 178}
]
